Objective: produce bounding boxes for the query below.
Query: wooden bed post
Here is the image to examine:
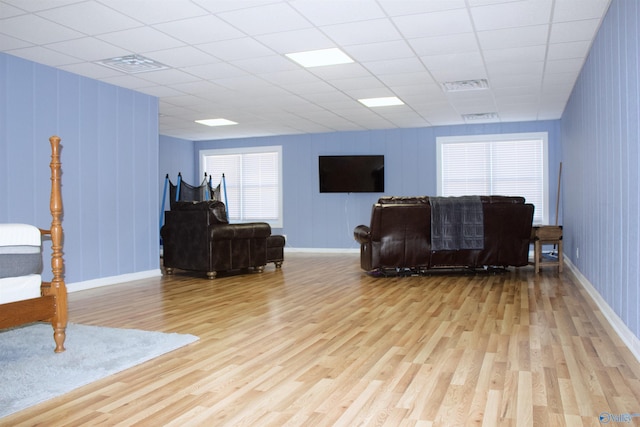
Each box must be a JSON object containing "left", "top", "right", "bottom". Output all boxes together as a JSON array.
[{"left": 47, "top": 135, "right": 67, "bottom": 353}]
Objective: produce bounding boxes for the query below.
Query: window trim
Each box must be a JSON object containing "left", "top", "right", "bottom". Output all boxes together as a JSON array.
[
  {"left": 199, "top": 145, "right": 283, "bottom": 228},
  {"left": 436, "top": 132, "right": 549, "bottom": 224}
]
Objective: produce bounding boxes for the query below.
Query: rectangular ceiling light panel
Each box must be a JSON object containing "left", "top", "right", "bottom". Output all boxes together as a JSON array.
[
  {"left": 195, "top": 118, "right": 238, "bottom": 127},
  {"left": 285, "top": 48, "right": 354, "bottom": 68},
  {"left": 358, "top": 96, "right": 405, "bottom": 107}
]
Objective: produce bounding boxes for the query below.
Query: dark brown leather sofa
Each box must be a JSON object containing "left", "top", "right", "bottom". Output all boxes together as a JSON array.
[
  {"left": 161, "top": 200, "right": 271, "bottom": 279},
  {"left": 354, "top": 196, "right": 534, "bottom": 273}
]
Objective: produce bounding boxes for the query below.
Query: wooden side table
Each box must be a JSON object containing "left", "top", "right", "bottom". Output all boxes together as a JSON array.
[{"left": 530, "top": 225, "right": 563, "bottom": 273}]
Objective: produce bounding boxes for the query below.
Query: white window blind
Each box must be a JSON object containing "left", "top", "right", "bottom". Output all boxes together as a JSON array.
[
  {"left": 200, "top": 146, "right": 282, "bottom": 228},
  {"left": 437, "top": 133, "right": 548, "bottom": 224}
]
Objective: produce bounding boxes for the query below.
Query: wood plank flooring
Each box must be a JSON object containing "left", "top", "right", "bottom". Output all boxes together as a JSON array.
[{"left": 3, "top": 253, "right": 640, "bottom": 426}]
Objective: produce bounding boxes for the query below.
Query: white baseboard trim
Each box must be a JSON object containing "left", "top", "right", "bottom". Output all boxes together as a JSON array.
[
  {"left": 67, "top": 269, "right": 162, "bottom": 293},
  {"left": 565, "top": 257, "right": 640, "bottom": 363}
]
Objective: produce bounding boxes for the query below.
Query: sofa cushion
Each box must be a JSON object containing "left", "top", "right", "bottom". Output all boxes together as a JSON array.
[{"left": 172, "top": 200, "right": 228, "bottom": 223}]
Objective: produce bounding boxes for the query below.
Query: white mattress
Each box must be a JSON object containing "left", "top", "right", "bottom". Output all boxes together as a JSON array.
[
  {"left": 0, "top": 274, "right": 41, "bottom": 304},
  {"left": 0, "top": 224, "right": 41, "bottom": 247}
]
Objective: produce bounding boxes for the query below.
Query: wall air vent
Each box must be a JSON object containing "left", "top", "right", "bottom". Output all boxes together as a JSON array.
[
  {"left": 96, "top": 54, "right": 169, "bottom": 74},
  {"left": 462, "top": 112, "right": 500, "bottom": 122},
  {"left": 442, "top": 79, "right": 489, "bottom": 92}
]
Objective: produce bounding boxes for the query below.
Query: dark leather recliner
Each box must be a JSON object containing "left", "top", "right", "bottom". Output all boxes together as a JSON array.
[
  {"left": 354, "top": 196, "right": 534, "bottom": 273},
  {"left": 161, "top": 201, "right": 271, "bottom": 279}
]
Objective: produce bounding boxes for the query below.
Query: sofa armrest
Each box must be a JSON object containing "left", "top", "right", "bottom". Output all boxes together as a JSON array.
[
  {"left": 354, "top": 225, "right": 371, "bottom": 244},
  {"left": 210, "top": 223, "right": 271, "bottom": 241}
]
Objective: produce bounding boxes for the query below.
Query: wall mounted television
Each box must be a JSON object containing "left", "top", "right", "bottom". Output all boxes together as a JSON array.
[{"left": 319, "top": 155, "right": 385, "bottom": 193}]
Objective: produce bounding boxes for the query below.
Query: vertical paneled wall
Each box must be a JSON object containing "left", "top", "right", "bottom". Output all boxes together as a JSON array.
[
  {"left": 0, "top": 53, "right": 160, "bottom": 283},
  {"left": 192, "top": 120, "right": 560, "bottom": 250},
  {"left": 561, "top": 0, "right": 639, "bottom": 338}
]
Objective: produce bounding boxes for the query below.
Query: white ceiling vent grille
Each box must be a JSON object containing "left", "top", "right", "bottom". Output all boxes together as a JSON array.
[
  {"left": 442, "top": 79, "right": 489, "bottom": 92},
  {"left": 462, "top": 112, "right": 500, "bottom": 122},
  {"left": 97, "top": 54, "right": 169, "bottom": 74}
]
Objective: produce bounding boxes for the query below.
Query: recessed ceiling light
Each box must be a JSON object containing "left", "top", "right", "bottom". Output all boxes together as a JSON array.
[
  {"left": 442, "top": 79, "right": 489, "bottom": 92},
  {"left": 285, "top": 48, "right": 354, "bottom": 68},
  {"left": 96, "top": 54, "right": 169, "bottom": 74},
  {"left": 358, "top": 97, "right": 405, "bottom": 108},
  {"left": 195, "top": 118, "right": 238, "bottom": 127}
]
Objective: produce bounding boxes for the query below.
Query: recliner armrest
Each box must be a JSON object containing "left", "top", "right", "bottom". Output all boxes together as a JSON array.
[{"left": 353, "top": 225, "right": 371, "bottom": 244}]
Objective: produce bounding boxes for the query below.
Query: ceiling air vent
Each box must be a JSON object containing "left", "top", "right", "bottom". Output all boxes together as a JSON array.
[
  {"left": 96, "top": 54, "right": 169, "bottom": 74},
  {"left": 462, "top": 112, "right": 500, "bottom": 122},
  {"left": 442, "top": 79, "right": 489, "bottom": 92}
]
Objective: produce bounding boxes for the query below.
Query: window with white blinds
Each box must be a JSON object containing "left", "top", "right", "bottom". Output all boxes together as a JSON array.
[
  {"left": 436, "top": 133, "right": 548, "bottom": 224},
  {"left": 200, "top": 146, "right": 282, "bottom": 228}
]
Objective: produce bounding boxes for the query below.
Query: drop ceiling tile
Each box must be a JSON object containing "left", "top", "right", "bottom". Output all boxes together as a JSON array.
[
  {"left": 153, "top": 15, "right": 244, "bottom": 45},
  {"left": 6, "top": 45, "right": 80, "bottom": 66},
  {"left": 0, "top": 0, "right": 83, "bottom": 12},
  {"left": 37, "top": 2, "right": 141, "bottom": 35},
  {"left": 289, "top": 0, "right": 385, "bottom": 26},
  {"left": 181, "top": 62, "right": 247, "bottom": 80},
  {"left": 58, "top": 62, "right": 123, "bottom": 79},
  {"left": 306, "top": 62, "right": 373, "bottom": 81},
  {"left": 255, "top": 28, "right": 334, "bottom": 54},
  {"left": 392, "top": 9, "right": 473, "bottom": 39},
  {"left": 486, "top": 61, "right": 544, "bottom": 77},
  {"left": 377, "top": 71, "right": 436, "bottom": 87},
  {"left": 547, "top": 40, "right": 592, "bottom": 60},
  {"left": 47, "top": 37, "right": 126, "bottom": 62},
  {"left": 553, "top": 0, "right": 612, "bottom": 22},
  {"left": 477, "top": 25, "right": 548, "bottom": 49},
  {"left": 197, "top": 37, "right": 275, "bottom": 61},
  {"left": 0, "top": 14, "right": 83, "bottom": 44},
  {"left": 549, "top": 19, "right": 601, "bottom": 43},
  {"left": 545, "top": 57, "right": 585, "bottom": 74},
  {"left": 98, "top": 27, "right": 185, "bottom": 53},
  {"left": 99, "top": 0, "right": 209, "bottom": 24},
  {"left": 282, "top": 79, "right": 339, "bottom": 96},
  {"left": 470, "top": 0, "right": 552, "bottom": 31},
  {"left": 0, "top": 1, "right": 22, "bottom": 18},
  {"left": 320, "top": 19, "right": 403, "bottom": 46},
  {"left": 0, "top": 33, "right": 33, "bottom": 50},
  {"left": 170, "top": 80, "right": 224, "bottom": 96},
  {"left": 143, "top": 46, "right": 219, "bottom": 68},
  {"left": 489, "top": 73, "right": 543, "bottom": 88},
  {"left": 135, "top": 68, "right": 201, "bottom": 86},
  {"left": 363, "top": 57, "right": 426, "bottom": 76},
  {"left": 137, "top": 85, "right": 186, "bottom": 98},
  {"left": 408, "top": 33, "right": 479, "bottom": 57},
  {"left": 217, "top": 3, "right": 311, "bottom": 35},
  {"left": 231, "top": 55, "right": 299, "bottom": 75},
  {"left": 421, "top": 52, "right": 484, "bottom": 72},
  {"left": 344, "top": 40, "right": 415, "bottom": 63},
  {"left": 259, "top": 69, "right": 321, "bottom": 86},
  {"left": 378, "top": 0, "right": 466, "bottom": 16},
  {"left": 101, "top": 74, "right": 158, "bottom": 90},
  {"left": 542, "top": 72, "right": 577, "bottom": 86},
  {"left": 483, "top": 45, "right": 546, "bottom": 64}
]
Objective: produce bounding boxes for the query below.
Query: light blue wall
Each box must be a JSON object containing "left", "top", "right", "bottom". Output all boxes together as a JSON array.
[
  {"left": 561, "top": 0, "right": 639, "bottom": 339},
  {"left": 0, "top": 53, "right": 159, "bottom": 284},
  {"left": 159, "top": 135, "right": 194, "bottom": 224},
  {"left": 193, "top": 120, "right": 561, "bottom": 249}
]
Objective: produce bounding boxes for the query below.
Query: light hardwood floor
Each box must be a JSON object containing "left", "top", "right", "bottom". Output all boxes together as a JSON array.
[{"left": 3, "top": 253, "right": 640, "bottom": 426}]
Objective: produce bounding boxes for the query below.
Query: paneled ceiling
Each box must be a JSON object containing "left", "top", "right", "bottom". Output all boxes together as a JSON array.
[{"left": 0, "top": 0, "right": 611, "bottom": 141}]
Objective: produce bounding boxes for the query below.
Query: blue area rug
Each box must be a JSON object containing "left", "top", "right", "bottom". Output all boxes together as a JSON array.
[{"left": 0, "top": 323, "right": 199, "bottom": 418}]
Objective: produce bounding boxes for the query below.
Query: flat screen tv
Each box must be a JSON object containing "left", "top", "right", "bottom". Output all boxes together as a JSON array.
[{"left": 319, "top": 155, "right": 385, "bottom": 193}]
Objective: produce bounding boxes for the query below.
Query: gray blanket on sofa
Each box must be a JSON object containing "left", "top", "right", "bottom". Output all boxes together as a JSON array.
[{"left": 430, "top": 196, "right": 484, "bottom": 251}]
